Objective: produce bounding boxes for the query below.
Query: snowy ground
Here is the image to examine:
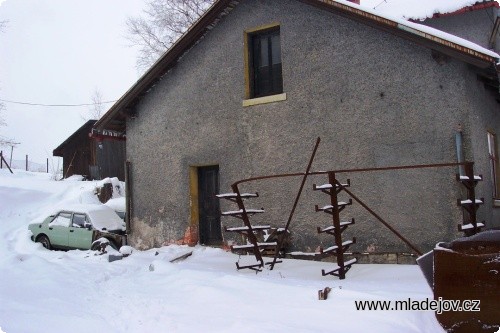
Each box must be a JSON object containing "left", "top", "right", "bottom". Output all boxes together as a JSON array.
[{"left": 0, "top": 169, "right": 445, "bottom": 333}]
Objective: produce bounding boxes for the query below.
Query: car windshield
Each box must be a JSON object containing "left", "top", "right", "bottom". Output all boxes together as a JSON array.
[{"left": 49, "top": 212, "right": 72, "bottom": 227}]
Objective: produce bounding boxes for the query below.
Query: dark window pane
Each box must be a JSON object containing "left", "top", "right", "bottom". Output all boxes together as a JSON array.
[
  {"left": 271, "top": 34, "right": 281, "bottom": 65},
  {"left": 72, "top": 214, "right": 86, "bottom": 228},
  {"left": 260, "top": 37, "right": 269, "bottom": 67},
  {"left": 250, "top": 28, "right": 283, "bottom": 98}
]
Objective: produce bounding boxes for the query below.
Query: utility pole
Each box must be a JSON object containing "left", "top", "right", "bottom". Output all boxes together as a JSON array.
[{"left": 7, "top": 141, "right": 20, "bottom": 167}]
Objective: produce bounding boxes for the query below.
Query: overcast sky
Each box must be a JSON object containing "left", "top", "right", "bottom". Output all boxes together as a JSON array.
[{"left": 0, "top": 0, "right": 145, "bottom": 167}]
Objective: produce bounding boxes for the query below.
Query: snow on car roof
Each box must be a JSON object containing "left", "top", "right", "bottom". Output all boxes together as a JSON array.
[
  {"left": 51, "top": 204, "right": 125, "bottom": 231},
  {"left": 104, "top": 197, "right": 126, "bottom": 212}
]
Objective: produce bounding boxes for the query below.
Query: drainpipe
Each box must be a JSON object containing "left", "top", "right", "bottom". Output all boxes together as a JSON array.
[{"left": 455, "top": 124, "right": 465, "bottom": 176}]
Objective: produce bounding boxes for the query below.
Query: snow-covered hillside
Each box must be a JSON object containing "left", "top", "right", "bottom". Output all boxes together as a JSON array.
[{"left": 0, "top": 169, "right": 444, "bottom": 332}]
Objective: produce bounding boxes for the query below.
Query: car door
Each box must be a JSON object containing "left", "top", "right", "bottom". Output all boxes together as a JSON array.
[
  {"left": 47, "top": 212, "right": 72, "bottom": 248},
  {"left": 68, "top": 213, "right": 93, "bottom": 250}
]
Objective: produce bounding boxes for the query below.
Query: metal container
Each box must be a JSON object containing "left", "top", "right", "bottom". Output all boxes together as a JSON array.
[{"left": 418, "top": 230, "right": 500, "bottom": 332}]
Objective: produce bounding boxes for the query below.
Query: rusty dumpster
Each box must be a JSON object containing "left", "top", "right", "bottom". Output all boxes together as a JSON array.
[{"left": 418, "top": 230, "right": 500, "bottom": 332}]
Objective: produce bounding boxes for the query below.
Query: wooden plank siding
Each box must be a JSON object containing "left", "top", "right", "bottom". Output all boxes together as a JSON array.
[{"left": 53, "top": 120, "right": 125, "bottom": 180}]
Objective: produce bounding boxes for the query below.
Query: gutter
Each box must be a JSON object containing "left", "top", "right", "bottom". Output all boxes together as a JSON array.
[{"left": 397, "top": 24, "right": 497, "bottom": 64}]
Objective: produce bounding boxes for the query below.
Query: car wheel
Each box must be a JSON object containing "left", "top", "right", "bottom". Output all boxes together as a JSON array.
[{"left": 37, "top": 235, "right": 51, "bottom": 250}]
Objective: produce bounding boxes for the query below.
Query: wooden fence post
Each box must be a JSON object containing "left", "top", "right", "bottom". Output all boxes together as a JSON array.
[{"left": 0, "top": 151, "right": 13, "bottom": 173}]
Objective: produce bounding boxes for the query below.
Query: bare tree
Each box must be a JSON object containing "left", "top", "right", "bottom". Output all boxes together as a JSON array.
[
  {"left": 89, "top": 88, "right": 105, "bottom": 120},
  {"left": 0, "top": 102, "right": 5, "bottom": 128},
  {"left": 0, "top": 92, "right": 12, "bottom": 146},
  {"left": 0, "top": 20, "right": 7, "bottom": 33},
  {"left": 82, "top": 88, "right": 106, "bottom": 121},
  {"left": 0, "top": 21, "right": 15, "bottom": 148},
  {"left": 126, "top": 0, "right": 214, "bottom": 70},
  {"left": 0, "top": 110, "right": 17, "bottom": 147}
]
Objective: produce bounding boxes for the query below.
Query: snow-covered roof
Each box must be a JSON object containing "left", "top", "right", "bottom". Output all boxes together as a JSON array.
[
  {"left": 361, "top": 0, "right": 498, "bottom": 21},
  {"left": 332, "top": 0, "right": 499, "bottom": 59},
  {"left": 104, "top": 197, "right": 126, "bottom": 212}
]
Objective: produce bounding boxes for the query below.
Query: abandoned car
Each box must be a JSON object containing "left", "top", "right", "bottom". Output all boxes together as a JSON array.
[{"left": 28, "top": 204, "right": 126, "bottom": 251}]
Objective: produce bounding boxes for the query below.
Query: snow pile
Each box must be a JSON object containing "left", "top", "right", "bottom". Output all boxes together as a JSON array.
[
  {"left": 97, "top": 177, "right": 126, "bottom": 198},
  {"left": 361, "top": 0, "right": 498, "bottom": 21},
  {"left": 104, "top": 197, "right": 126, "bottom": 212},
  {"left": 0, "top": 169, "right": 444, "bottom": 332}
]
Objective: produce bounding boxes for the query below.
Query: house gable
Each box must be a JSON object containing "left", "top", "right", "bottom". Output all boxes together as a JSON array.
[
  {"left": 120, "top": 0, "right": 500, "bottom": 251},
  {"left": 94, "top": 0, "right": 500, "bottom": 135}
]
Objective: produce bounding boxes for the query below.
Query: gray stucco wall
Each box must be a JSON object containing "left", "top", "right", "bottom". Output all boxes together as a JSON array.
[
  {"left": 125, "top": 0, "right": 500, "bottom": 254},
  {"left": 465, "top": 68, "right": 500, "bottom": 227}
]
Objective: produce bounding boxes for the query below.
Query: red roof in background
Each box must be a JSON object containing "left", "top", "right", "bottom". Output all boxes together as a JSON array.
[{"left": 432, "top": 1, "right": 499, "bottom": 18}]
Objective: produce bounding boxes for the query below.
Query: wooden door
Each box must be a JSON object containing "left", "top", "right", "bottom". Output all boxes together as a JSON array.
[{"left": 198, "top": 165, "right": 222, "bottom": 245}]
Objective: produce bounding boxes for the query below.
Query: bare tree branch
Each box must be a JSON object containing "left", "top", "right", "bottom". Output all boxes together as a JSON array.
[
  {"left": 0, "top": 21, "right": 15, "bottom": 146},
  {"left": 81, "top": 88, "right": 106, "bottom": 121},
  {"left": 0, "top": 20, "right": 7, "bottom": 33},
  {"left": 0, "top": 102, "right": 5, "bottom": 128},
  {"left": 125, "top": 0, "right": 214, "bottom": 71}
]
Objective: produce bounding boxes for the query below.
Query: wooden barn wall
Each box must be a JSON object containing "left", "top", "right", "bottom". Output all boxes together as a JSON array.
[
  {"left": 62, "top": 132, "right": 94, "bottom": 179},
  {"left": 94, "top": 140, "right": 125, "bottom": 180}
]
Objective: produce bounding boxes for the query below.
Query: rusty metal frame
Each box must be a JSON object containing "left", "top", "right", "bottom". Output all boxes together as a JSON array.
[
  {"left": 456, "top": 163, "right": 484, "bottom": 235},
  {"left": 269, "top": 137, "right": 321, "bottom": 269},
  {"left": 225, "top": 161, "right": 477, "bottom": 273},
  {"left": 313, "top": 171, "right": 357, "bottom": 278}
]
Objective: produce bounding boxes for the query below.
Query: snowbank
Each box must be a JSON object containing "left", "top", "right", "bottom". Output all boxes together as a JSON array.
[{"left": 0, "top": 169, "right": 444, "bottom": 332}]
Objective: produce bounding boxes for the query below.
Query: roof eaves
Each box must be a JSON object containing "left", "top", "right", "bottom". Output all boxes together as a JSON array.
[{"left": 53, "top": 120, "right": 96, "bottom": 157}]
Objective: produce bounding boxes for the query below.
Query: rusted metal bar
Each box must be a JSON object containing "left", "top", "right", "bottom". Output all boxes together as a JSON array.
[
  {"left": 337, "top": 181, "right": 423, "bottom": 256},
  {"left": 465, "top": 163, "right": 477, "bottom": 230},
  {"left": 457, "top": 162, "right": 483, "bottom": 236},
  {"left": 233, "top": 162, "right": 471, "bottom": 187},
  {"left": 230, "top": 161, "right": 469, "bottom": 261},
  {"left": 231, "top": 183, "right": 265, "bottom": 267},
  {"left": 330, "top": 172, "right": 346, "bottom": 278},
  {"left": 269, "top": 137, "right": 321, "bottom": 270}
]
